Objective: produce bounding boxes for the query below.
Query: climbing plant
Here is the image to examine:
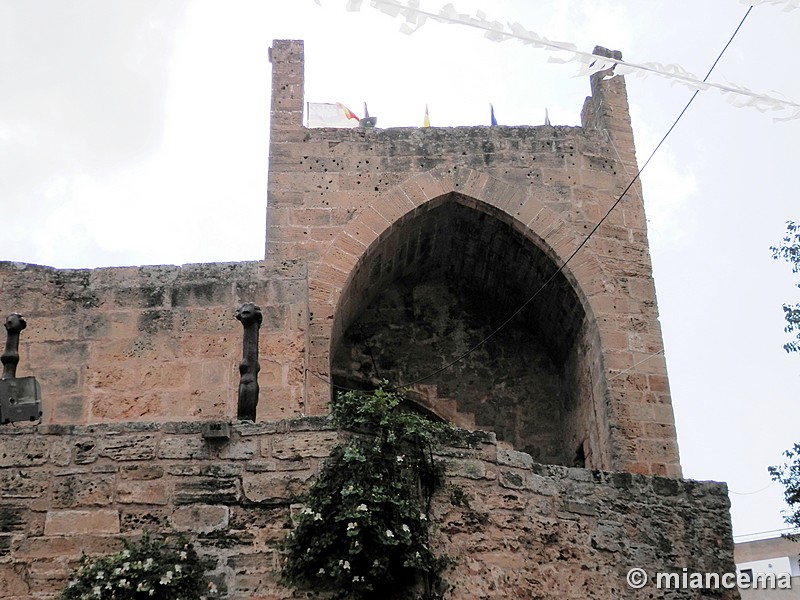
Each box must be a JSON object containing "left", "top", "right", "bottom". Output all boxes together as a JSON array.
[
  {"left": 59, "top": 532, "right": 216, "bottom": 599},
  {"left": 281, "top": 386, "right": 457, "bottom": 599}
]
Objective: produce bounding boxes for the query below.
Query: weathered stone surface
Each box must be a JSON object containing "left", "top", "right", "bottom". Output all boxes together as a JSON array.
[
  {"left": 98, "top": 435, "right": 157, "bottom": 460},
  {"left": 44, "top": 509, "right": 120, "bottom": 535},
  {"left": 270, "top": 431, "right": 337, "bottom": 460},
  {"left": 448, "top": 459, "right": 490, "bottom": 480},
  {"left": 0, "top": 417, "right": 736, "bottom": 599},
  {"left": 52, "top": 473, "right": 114, "bottom": 507},
  {"left": 0, "top": 505, "right": 26, "bottom": 532},
  {"left": 0, "top": 437, "right": 49, "bottom": 467},
  {"left": 217, "top": 438, "right": 258, "bottom": 460},
  {"left": 172, "top": 504, "right": 230, "bottom": 533},
  {"left": 118, "top": 464, "right": 164, "bottom": 480},
  {"left": 116, "top": 480, "right": 169, "bottom": 505},
  {"left": 0, "top": 470, "right": 49, "bottom": 498},
  {"left": 158, "top": 436, "right": 209, "bottom": 460},
  {"left": 174, "top": 477, "right": 240, "bottom": 505},
  {"left": 241, "top": 471, "right": 314, "bottom": 504},
  {"left": 0, "top": 564, "right": 29, "bottom": 597},
  {"left": 73, "top": 437, "right": 98, "bottom": 464},
  {"left": 497, "top": 448, "right": 535, "bottom": 470}
]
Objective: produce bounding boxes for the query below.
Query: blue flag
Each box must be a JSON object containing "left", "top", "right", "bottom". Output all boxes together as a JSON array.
[{"left": 490, "top": 103, "right": 498, "bottom": 126}]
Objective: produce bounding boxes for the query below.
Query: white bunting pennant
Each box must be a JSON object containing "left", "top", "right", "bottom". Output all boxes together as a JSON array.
[{"left": 345, "top": 0, "right": 800, "bottom": 121}]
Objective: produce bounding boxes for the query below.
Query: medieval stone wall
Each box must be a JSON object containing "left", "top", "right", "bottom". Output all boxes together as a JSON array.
[
  {"left": 0, "top": 421, "right": 736, "bottom": 600},
  {"left": 0, "top": 260, "right": 308, "bottom": 423}
]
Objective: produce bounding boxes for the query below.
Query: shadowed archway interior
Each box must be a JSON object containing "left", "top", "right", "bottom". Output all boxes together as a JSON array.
[{"left": 331, "top": 193, "right": 597, "bottom": 466}]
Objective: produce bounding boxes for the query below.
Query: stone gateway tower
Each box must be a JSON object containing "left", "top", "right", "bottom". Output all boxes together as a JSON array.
[
  {"left": 0, "top": 40, "right": 738, "bottom": 599},
  {"left": 268, "top": 41, "right": 677, "bottom": 477}
]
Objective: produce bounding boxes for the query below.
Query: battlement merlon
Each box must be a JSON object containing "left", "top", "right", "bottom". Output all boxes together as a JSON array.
[
  {"left": 581, "top": 46, "right": 640, "bottom": 174},
  {"left": 268, "top": 39, "right": 305, "bottom": 135}
]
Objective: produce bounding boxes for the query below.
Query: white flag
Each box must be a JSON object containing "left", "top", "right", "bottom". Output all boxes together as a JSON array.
[{"left": 307, "top": 102, "right": 360, "bottom": 128}]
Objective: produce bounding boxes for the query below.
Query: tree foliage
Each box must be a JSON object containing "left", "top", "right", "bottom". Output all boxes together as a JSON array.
[
  {"left": 769, "top": 222, "right": 800, "bottom": 530},
  {"left": 770, "top": 220, "right": 800, "bottom": 354},
  {"left": 769, "top": 444, "right": 800, "bottom": 531}
]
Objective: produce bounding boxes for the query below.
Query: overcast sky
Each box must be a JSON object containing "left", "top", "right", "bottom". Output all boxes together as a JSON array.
[{"left": 2, "top": 0, "right": 799, "bottom": 541}]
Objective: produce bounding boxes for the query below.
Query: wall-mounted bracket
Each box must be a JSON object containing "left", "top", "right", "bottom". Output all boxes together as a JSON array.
[
  {"left": 202, "top": 421, "right": 231, "bottom": 441},
  {"left": 0, "top": 377, "right": 42, "bottom": 424},
  {"left": 1, "top": 314, "right": 42, "bottom": 424}
]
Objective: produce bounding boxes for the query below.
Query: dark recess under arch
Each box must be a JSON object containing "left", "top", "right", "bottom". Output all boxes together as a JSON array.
[{"left": 331, "top": 193, "right": 593, "bottom": 466}]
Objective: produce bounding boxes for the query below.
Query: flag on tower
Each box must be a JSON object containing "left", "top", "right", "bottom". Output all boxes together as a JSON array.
[
  {"left": 306, "top": 102, "right": 360, "bottom": 128},
  {"left": 423, "top": 104, "right": 430, "bottom": 128},
  {"left": 490, "top": 103, "right": 498, "bottom": 126}
]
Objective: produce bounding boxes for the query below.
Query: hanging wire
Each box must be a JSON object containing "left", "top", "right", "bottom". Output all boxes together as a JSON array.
[{"left": 729, "top": 481, "right": 776, "bottom": 496}]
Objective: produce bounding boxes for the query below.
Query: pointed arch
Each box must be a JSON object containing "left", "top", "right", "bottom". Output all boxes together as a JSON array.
[{"left": 306, "top": 168, "right": 614, "bottom": 469}]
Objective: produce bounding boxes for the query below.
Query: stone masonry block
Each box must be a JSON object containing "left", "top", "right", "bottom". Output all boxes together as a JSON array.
[
  {"left": 98, "top": 435, "right": 157, "bottom": 461},
  {"left": 117, "top": 480, "right": 169, "bottom": 505},
  {"left": 173, "top": 476, "right": 240, "bottom": 505},
  {"left": 52, "top": 473, "right": 114, "bottom": 508},
  {"left": 0, "top": 469, "right": 49, "bottom": 498},
  {"left": 241, "top": 471, "right": 313, "bottom": 504},
  {"left": 270, "top": 431, "right": 338, "bottom": 460},
  {"left": 497, "top": 448, "right": 534, "bottom": 470},
  {"left": 217, "top": 439, "right": 259, "bottom": 460},
  {"left": 44, "top": 509, "right": 120, "bottom": 535},
  {"left": 0, "top": 564, "right": 30, "bottom": 597},
  {"left": 0, "top": 437, "right": 50, "bottom": 467},
  {"left": 171, "top": 504, "right": 230, "bottom": 533}
]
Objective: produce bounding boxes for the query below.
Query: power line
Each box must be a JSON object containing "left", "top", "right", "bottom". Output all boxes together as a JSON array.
[
  {"left": 729, "top": 481, "right": 775, "bottom": 496},
  {"left": 733, "top": 526, "right": 799, "bottom": 540},
  {"left": 313, "top": 5, "right": 753, "bottom": 393}
]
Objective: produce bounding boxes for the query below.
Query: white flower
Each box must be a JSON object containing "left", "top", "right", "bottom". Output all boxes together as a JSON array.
[
  {"left": 179, "top": 551, "right": 188, "bottom": 560},
  {"left": 339, "top": 560, "right": 351, "bottom": 571},
  {"left": 314, "top": 512, "right": 322, "bottom": 521},
  {"left": 419, "top": 512, "right": 428, "bottom": 521},
  {"left": 347, "top": 522, "right": 358, "bottom": 530},
  {"left": 356, "top": 503, "right": 368, "bottom": 512},
  {"left": 396, "top": 455, "right": 405, "bottom": 463},
  {"left": 385, "top": 529, "right": 394, "bottom": 538},
  {"left": 318, "top": 568, "right": 326, "bottom": 575},
  {"left": 175, "top": 564, "right": 183, "bottom": 573},
  {"left": 353, "top": 575, "right": 363, "bottom": 582},
  {"left": 402, "top": 524, "right": 410, "bottom": 533}
]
